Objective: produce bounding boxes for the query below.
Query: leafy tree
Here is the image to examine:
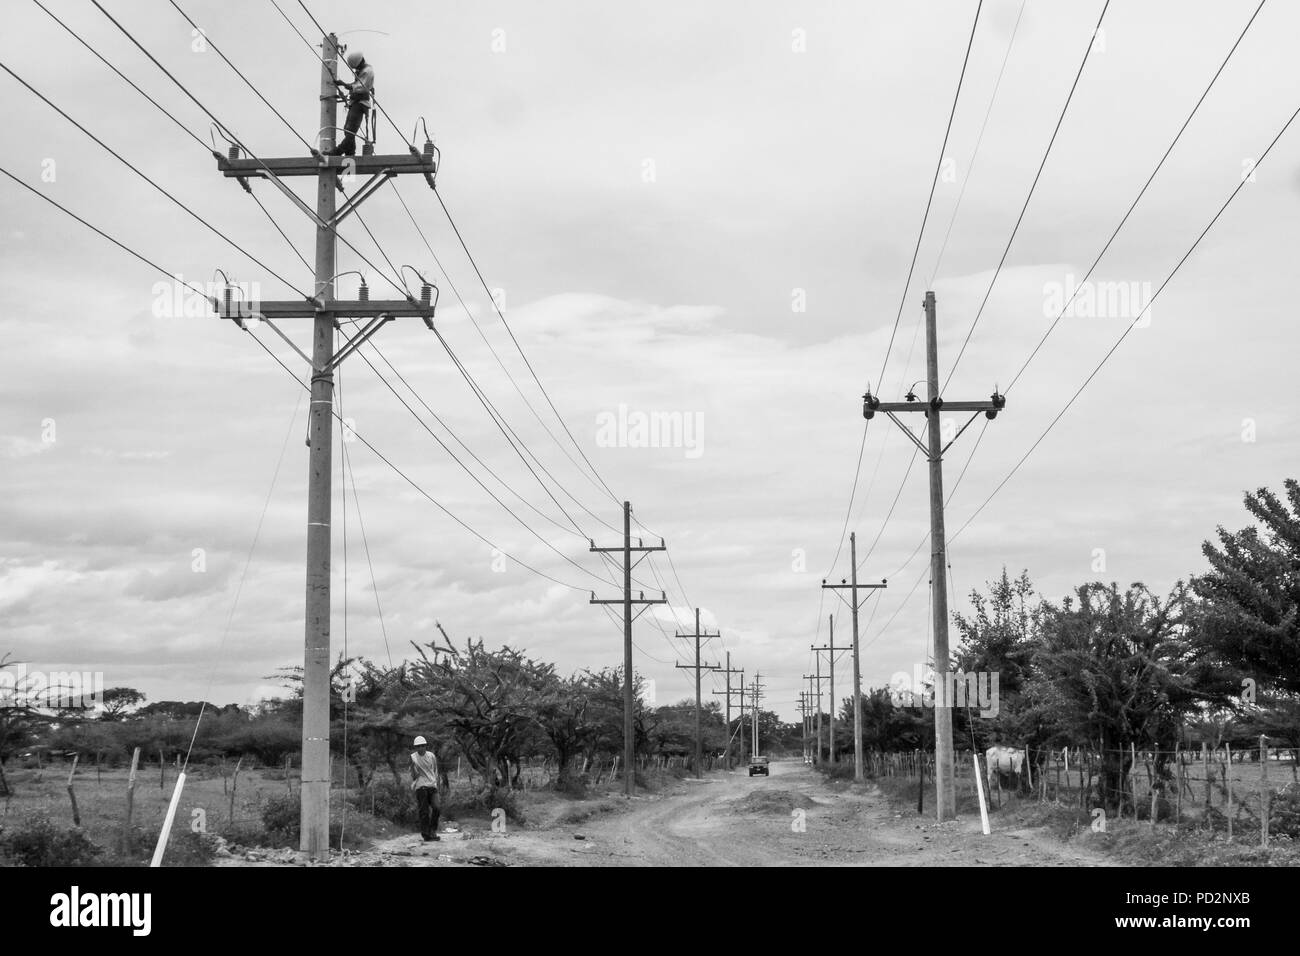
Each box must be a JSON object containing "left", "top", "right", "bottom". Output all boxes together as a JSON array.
[
  {"left": 98, "top": 687, "right": 146, "bottom": 720},
  {"left": 952, "top": 569, "right": 1044, "bottom": 753},
  {"left": 1193, "top": 479, "right": 1300, "bottom": 695},
  {"left": 1031, "top": 582, "right": 1202, "bottom": 815}
]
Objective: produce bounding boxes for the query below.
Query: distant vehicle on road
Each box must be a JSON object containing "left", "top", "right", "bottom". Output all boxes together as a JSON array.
[{"left": 748, "top": 755, "right": 770, "bottom": 777}]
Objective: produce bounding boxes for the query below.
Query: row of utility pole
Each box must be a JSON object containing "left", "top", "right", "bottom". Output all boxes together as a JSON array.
[{"left": 211, "top": 24, "right": 1001, "bottom": 863}]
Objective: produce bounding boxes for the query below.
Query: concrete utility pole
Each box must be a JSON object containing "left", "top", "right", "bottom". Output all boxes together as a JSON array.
[
  {"left": 713, "top": 661, "right": 746, "bottom": 768},
  {"left": 802, "top": 677, "right": 815, "bottom": 762},
  {"left": 675, "top": 607, "right": 719, "bottom": 778},
  {"left": 798, "top": 691, "right": 809, "bottom": 762},
  {"left": 211, "top": 32, "right": 437, "bottom": 859},
  {"left": 811, "top": 613, "right": 847, "bottom": 765},
  {"left": 822, "top": 536, "right": 886, "bottom": 782},
  {"left": 749, "top": 673, "right": 765, "bottom": 756},
  {"left": 813, "top": 652, "right": 823, "bottom": 765},
  {"left": 863, "top": 289, "right": 1006, "bottom": 821},
  {"left": 589, "top": 502, "right": 667, "bottom": 797}
]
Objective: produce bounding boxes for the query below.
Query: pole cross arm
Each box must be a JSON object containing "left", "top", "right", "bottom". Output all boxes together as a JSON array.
[
  {"left": 216, "top": 152, "right": 437, "bottom": 179},
  {"left": 589, "top": 539, "right": 667, "bottom": 553},
  {"left": 217, "top": 299, "right": 435, "bottom": 321},
  {"left": 864, "top": 391, "right": 1006, "bottom": 420},
  {"left": 821, "top": 580, "right": 887, "bottom": 589},
  {"left": 589, "top": 592, "right": 668, "bottom": 605}
]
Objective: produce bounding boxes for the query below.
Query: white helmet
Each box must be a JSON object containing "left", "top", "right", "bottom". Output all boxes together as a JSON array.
[
  {"left": 413, "top": 735, "right": 427, "bottom": 746},
  {"left": 344, "top": 50, "right": 365, "bottom": 71}
]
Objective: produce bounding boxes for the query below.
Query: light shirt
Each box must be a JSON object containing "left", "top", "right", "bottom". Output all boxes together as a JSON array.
[{"left": 411, "top": 750, "right": 438, "bottom": 789}]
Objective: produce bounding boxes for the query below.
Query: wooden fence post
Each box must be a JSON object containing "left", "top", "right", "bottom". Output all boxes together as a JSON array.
[
  {"left": 1260, "top": 735, "right": 1269, "bottom": 849},
  {"left": 1224, "top": 743, "right": 1232, "bottom": 842},
  {"left": 1130, "top": 742, "right": 1138, "bottom": 821},
  {"left": 1201, "top": 742, "right": 1211, "bottom": 826},
  {"left": 66, "top": 753, "right": 81, "bottom": 826},
  {"left": 1148, "top": 751, "right": 1157, "bottom": 828},
  {"left": 1174, "top": 743, "right": 1182, "bottom": 824},
  {"left": 229, "top": 756, "right": 243, "bottom": 828},
  {"left": 123, "top": 747, "right": 141, "bottom": 855}
]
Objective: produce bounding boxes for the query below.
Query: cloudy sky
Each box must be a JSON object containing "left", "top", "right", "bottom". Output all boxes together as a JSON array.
[{"left": 2, "top": 0, "right": 1298, "bottom": 721}]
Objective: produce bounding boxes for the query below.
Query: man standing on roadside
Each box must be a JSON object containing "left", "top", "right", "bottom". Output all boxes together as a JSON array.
[{"left": 410, "top": 735, "right": 441, "bottom": 841}]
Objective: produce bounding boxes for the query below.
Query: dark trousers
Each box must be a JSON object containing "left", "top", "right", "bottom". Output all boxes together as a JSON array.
[
  {"left": 416, "top": 786, "right": 440, "bottom": 838},
  {"left": 337, "top": 98, "right": 369, "bottom": 155}
]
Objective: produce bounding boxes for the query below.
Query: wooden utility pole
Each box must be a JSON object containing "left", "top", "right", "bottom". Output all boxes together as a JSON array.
[
  {"left": 822, "top": 536, "right": 886, "bottom": 781},
  {"left": 863, "top": 289, "right": 1006, "bottom": 820},
  {"left": 717, "top": 660, "right": 748, "bottom": 775},
  {"left": 211, "top": 32, "right": 438, "bottom": 857},
  {"left": 590, "top": 502, "right": 667, "bottom": 796},
  {"left": 675, "top": 607, "right": 719, "bottom": 778}
]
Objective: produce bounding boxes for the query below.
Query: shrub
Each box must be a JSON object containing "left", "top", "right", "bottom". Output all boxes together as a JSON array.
[
  {"left": 1272, "top": 783, "right": 1300, "bottom": 839},
  {"left": 353, "top": 779, "right": 417, "bottom": 825},
  {"left": 128, "top": 828, "right": 218, "bottom": 867},
  {"left": 259, "top": 792, "right": 369, "bottom": 849},
  {"left": 820, "top": 762, "right": 857, "bottom": 782},
  {"left": 0, "top": 816, "right": 104, "bottom": 867},
  {"left": 261, "top": 793, "right": 300, "bottom": 846},
  {"left": 444, "top": 785, "right": 523, "bottom": 823}
]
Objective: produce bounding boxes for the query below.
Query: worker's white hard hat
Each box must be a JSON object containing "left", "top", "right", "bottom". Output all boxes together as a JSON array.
[
  {"left": 344, "top": 50, "right": 364, "bottom": 70},
  {"left": 413, "top": 735, "right": 427, "bottom": 746}
]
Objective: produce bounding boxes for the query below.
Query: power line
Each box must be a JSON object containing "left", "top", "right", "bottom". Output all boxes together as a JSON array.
[
  {"left": 1004, "top": 0, "right": 1268, "bottom": 395},
  {"left": 433, "top": 187, "right": 623, "bottom": 506},
  {"left": 827, "top": 1, "right": 984, "bottom": 585},
  {"left": 0, "top": 59, "right": 311, "bottom": 298},
  {"left": 874, "top": 0, "right": 985, "bottom": 395},
  {"left": 387, "top": 179, "right": 622, "bottom": 536},
  {"left": 943, "top": 0, "right": 1110, "bottom": 392},
  {"left": 2, "top": 158, "right": 595, "bottom": 594},
  {"left": 167, "top": 0, "right": 315, "bottom": 153},
  {"left": 927, "top": 0, "right": 1028, "bottom": 285},
  {"left": 951, "top": 94, "right": 1300, "bottom": 547},
  {"left": 30, "top": 0, "right": 207, "bottom": 151}
]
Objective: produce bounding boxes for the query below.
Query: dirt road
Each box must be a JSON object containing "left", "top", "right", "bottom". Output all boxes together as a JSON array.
[{"left": 339, "top": 760, "right": 1115, "bottom": 867}]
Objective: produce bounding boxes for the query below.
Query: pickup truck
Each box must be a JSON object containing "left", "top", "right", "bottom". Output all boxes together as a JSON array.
[{"left": 748, "top": 755, "right": 770, "bottom": 777}]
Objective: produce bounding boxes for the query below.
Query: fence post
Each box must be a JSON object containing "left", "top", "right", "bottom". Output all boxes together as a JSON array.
[
  {"left": 229, "top": 756, "right": 243, "bottom": 828},
  {"left": 1260, "top": 735, "right": 1269, "bottom": 849},
  {"left": 1224, "top": 743, "right": 1232, "bottom": 842},
  {"left": 123, "top": 747, "right": 141, "bottom": 855},
  {"left": 66, "top": 753, "right": 81, "bottom": 827},
  {"left": 1148, "top": 751, "right": 1157, "bottom": 828},
  {"left": 1174, "top": 743, "right": 1182, "bottom": 824},
  {"left": 1201, "top": 742, "right": 1211, "bottom": 826}
]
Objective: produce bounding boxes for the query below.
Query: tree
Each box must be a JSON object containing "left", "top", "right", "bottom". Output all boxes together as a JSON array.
[
  {"left": 99, "top": 687, "right": 146, "bottom": 720},
  {"left": 1031, "top": 582, "right": 1202, "bottom": 815},
  {"left": 0, "top": 655, "right": 50, "bottom": 770},
  {"left": 535, "top": 672, "right": 598, "bottom": 790},
  {"left": 407, "top": 639, "right": 553, "bottom": 803},
  {"left": 1193, "top": 479, "right": 1300, "bottom": 695}
]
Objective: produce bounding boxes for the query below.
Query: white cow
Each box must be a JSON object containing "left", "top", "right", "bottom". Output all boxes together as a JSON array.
[{"left": 982, "top": 749, "right": 1024, "bottom": 790}]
